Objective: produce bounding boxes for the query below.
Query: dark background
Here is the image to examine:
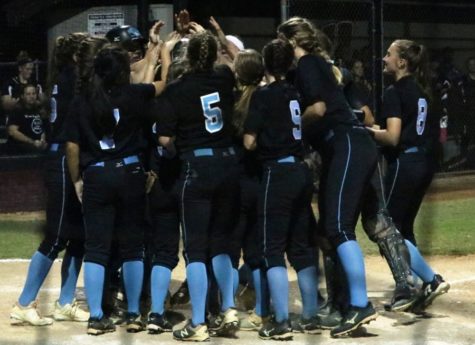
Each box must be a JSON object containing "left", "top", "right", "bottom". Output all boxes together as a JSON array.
[{"left": 1, "top": 0, "right": 475, "bottom": 61}]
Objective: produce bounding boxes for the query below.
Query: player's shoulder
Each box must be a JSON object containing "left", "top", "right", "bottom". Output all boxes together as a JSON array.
[
  {"left": 214, "top": 64, "right": 233, "bottom": 77},
  {"left": 298, "top": 54, "right": 327, "bottom": 69}
]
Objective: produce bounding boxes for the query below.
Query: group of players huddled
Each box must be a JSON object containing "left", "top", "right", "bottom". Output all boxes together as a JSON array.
[{"left": 9, "top": 10, "right": 450, "bottom": 341}]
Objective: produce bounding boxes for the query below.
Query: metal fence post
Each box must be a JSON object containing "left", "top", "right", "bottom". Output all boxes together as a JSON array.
[
  {"left": 281, "top": 0, "right": 289, "bottom": 23},
  {"left": 371, "top": 0, "right": 384, "bottom": 121}
]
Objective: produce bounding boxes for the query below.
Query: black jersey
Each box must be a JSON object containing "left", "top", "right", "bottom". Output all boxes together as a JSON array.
[
  {"left": 244, "top": 80, "right": 304, "bottom": 161},
  {"left": 1, "top": 76, "right": 43, "bottom": 99},
  {"left": 295, "top": 54, "right": 359, "bottom": 127},
  {"left": 49, "top": 65, "right": 76, "bottom": 143},
  {"left": 7, "top": 105, "right": 45, "bottom": 141},
  {"left": 67, "top": 83, "right": 155, "bottom": 169},
  {"left": 154, "top": 65, "right": 235, "bottom": 153},
  {"left": 381, "top": 75, "right": 437, "bottom": 152}
]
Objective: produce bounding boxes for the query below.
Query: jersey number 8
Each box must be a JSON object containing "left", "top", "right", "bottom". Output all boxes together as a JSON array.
[
  {"left": 201, "top": 92, "right": 223, "bottom": 134},
  {"left": 417, "top": 98, "right": 427, "bottom": 136}
]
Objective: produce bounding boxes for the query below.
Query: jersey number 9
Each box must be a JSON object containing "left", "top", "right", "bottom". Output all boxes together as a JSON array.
[
  {"left": 289, "top": 100, "right": 302, "bottom": 140},
  {"left": 201, "top": 92, "right": 223, "bottom": 134}
]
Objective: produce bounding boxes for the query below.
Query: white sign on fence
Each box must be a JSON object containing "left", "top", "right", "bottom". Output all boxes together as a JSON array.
[{"left": 87, "top": 12, "right": 124, "bottom": 37}]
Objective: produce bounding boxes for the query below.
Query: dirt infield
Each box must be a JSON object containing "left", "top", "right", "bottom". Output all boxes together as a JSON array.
[{"left": 0, "top": 255, "right": 474, "bottom": 345}]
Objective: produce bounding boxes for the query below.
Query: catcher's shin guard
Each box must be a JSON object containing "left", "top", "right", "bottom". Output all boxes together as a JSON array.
[{"left": 365, "top": 211, "right": 417, "bottom": 310}]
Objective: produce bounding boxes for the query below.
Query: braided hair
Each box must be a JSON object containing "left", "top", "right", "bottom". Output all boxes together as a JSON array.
[{"left": 186, "top": 31, "right": 218, "bottom": 73}]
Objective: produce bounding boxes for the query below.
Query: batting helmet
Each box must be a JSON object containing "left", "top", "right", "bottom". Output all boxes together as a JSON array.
[{"left": 106, "top": 25, "right": 144, "bottom": 44}]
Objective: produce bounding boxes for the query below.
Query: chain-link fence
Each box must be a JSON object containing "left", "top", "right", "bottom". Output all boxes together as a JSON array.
[{"left": 283, "top": 0, "right": 475, "bottom": 173}]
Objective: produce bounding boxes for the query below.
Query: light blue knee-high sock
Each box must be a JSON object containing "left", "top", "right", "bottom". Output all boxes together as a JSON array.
[
  {"left": 19, "top": 251, "right": 54, "bottom": 306},
  {"left": 84, "top": 262, "right": 105, "bottom": 318},
  {"left": 252, "top": 268, "right": 265, "bottom": 316},
  {"left": 151, "top": 265, "right": 172, "bottom": 315},
  {"left": 297, "top": 266, "right": 318, "bottom": 319},
  {"left": 405, "top": 240, "right": 435, "bottom": 283},
  {"left": 58, "top": 253, "right": 82, "bottom": 306},
  {"left": 337, "top": 240, "right": 368, "bottom": 308},
  {"left": 212, "top": 254, "right": 235, "bottom": 311},
  {"left": 187, "top": 262, "right": 208, "bottom": 326},
  {"left": 233, "top": 268, "right": 239, "bottom": 298},
  {"left": 123, "top": 260, "right": 144, "bottom": 314},
  {"left": 266, "top": 266, "right": 289, "bottom": 322}
]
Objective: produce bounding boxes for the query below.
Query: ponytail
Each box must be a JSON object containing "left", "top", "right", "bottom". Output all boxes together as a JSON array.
[{"left": 394, "top": 39, "right": 432, "bottom": 99}]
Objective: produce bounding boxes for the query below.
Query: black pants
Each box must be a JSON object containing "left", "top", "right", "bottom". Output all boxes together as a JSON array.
[
  {"left": 82, "top": 157, "right": 146, "bottom": 266},
  {"left": 230, "top": 170, "right": 261, "bottom": 270},
  {"left": 360, "top": 152, "right": 387, "bottom": 234},
  {"left": 147, "top": 157, "right": 181, "bottom": 270},
  {"left": 178, "top": 153, "right": 240, "bottom": 264},
  {"left": 39, "top": 150, "right": 84, "bottom": 259},
  {"left": 385, "top": 152, "right": 435, "bottom": 245},
  {"left": 259, "top": 161, "right": 316, "bottom": 271},
  {"left": 319, "top": 127, "right": 378, "bottom": 247}
]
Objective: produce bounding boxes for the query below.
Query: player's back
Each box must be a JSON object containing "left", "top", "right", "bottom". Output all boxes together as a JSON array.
[
  {"left": 246, "top": 80, "right": 304, "bottom": 161},
  {"left": 161, "top": 65, "right": 235, "bottom": 153}
]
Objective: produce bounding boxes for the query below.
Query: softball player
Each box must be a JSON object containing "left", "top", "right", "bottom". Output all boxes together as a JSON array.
[
  {"left": 155, "top": 31, "right": 239, "bottom": 341},
  {"left": 10, "top": 34, "right": 89, "bottom": 327},
  {"left": 244, "top": 39, "right": 319, "bottom": 340},
  {"left": 341, "top": 58, "right": 418, "bottom": 312},
  {"left": 231, "top": 49, "right": 267, "bottom": 331},
  {"left": 278, "top": 17, "right": 378, "bottom": 337},
  {"left": 369, "top": 39, "right": 450, "bottom": 311},
  {"left": 66, "top": 44, "right": 161, "bottom": 335},
  {"left": 144, "top": 41, "right": 183, "bottom": 333}
]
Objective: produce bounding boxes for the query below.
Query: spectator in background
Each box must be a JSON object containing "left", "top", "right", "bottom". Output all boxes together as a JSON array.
[
  {"left": 350, "top": 59, "right": 373, "bottom": 111},
  {"left": 1, "top": 51, "right": 43, "bottom": 114},
  {"left": 6, "top": 84, "right": 47, "bottom": 154},
  {"left": 461, "top": 56, "right": 475, "bottom": 160}
]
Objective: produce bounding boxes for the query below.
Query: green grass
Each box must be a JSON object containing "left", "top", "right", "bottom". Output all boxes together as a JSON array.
[
  {"left": 0, "top": 196, "right": 474, "bottom": 259},
  {"left": 0, "top": 221, "right": 45, "bottom": 259},
  {"left": 357, "top": 197, "right": 475, "bottom": 255}
]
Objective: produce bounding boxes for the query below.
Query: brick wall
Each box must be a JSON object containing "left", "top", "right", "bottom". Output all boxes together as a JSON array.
[{"left": 0, "top": 155, "right": 46, "bottom": 213}]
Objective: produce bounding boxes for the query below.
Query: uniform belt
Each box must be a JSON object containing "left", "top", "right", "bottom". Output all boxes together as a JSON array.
[
  {"left": 277, "top": 156, "right": 297, "bottom": 163},
  {"left": 403, "top": 146, "right": 425, "bottom": 154},
  {"left": 49, "top": 143, "right": 65, "bottom": 152},
  {"left": 188, "top": 147, "right": 236, "bottom": 158},
  {"left": 91, "top": 155, "right": 139, "bottom": 167}
]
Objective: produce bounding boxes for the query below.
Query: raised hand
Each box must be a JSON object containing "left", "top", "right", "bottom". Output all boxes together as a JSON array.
[{"left": 149, "top": 20, "right": 165, "bottom": 45}]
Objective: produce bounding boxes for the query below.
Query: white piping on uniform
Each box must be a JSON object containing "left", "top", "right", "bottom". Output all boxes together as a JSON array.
[
  {"left": 263, "top": 167, "right": 271, "bottom": 267},
  {"left": 377, "top": 161, "right": 387, "bottom": 206},
  {"left": 181, "top": 162, "right": 191, "bottom": 264},
  {"left": 47, "top": 156, "right": 66, "bottom": 258},
  {"left": 386, "top": 158, "right": 400, "bottom": 207},
  {"left": 337, "top": 134, "right": 351, "bottom": 241}
]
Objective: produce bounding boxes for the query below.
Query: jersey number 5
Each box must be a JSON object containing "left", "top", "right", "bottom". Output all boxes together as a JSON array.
[
  {"left": 201, "top": 92, "right": 223, "bottom": 134},
  {"left": 289, "top": 100, "right": 302, "bottom": 140},
  {"left": 417, "top": 98, "right": 428, "bottom": 136}
]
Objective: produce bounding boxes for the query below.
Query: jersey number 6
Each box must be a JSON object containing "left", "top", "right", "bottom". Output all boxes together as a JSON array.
[{"left": 201, "top": 92, "right": 224, "bottom": 134}]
